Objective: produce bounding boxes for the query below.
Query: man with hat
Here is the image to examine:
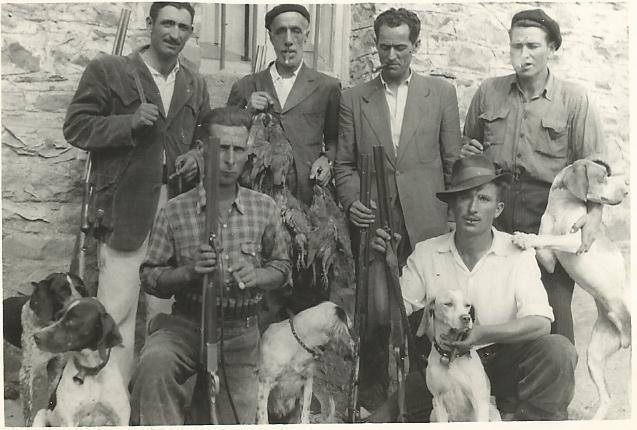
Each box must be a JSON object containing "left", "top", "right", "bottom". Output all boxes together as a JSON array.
[
  {"left": 370, "top": 155, "right": 577, "bottom": 421},
  {"left": 462, "top": 8, "right": 607, "bottom": 344},
  {"left": 227, "top": 3, "right": 341, "bottom": 324}
]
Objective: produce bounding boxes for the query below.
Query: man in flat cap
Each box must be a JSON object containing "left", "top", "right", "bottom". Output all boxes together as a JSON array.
[
  {"left": 334, "top": 7, "right": 461, "bottom": 415},
  {"left": 227, "top": 3, "right": 341, "bottom": 324},
  {"left": 462, "top": 8, "right": 607, "bottom": 344}
]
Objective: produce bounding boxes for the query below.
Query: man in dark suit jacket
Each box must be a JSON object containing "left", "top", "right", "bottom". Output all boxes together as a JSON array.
[
  {"left": 334, "top": 8, "right": 461, "bottom": 416},
  {"left": 63, "top": 2, "right": 210, "bottom": 384},
  {"left": 227, "top": 4, "right": 340, "bottom": 207},
  {"left": 227, "top": 4, "right": 341, "bottom": 323}
]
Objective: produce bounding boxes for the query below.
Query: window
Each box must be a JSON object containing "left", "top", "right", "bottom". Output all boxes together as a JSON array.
[{"left": 196, "top": 3, "right": 350, "bottom": 79}]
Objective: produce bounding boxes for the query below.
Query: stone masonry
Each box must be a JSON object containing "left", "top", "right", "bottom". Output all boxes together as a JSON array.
[{"left": 2, "top": 2, "right": 630, "bottom": 293}]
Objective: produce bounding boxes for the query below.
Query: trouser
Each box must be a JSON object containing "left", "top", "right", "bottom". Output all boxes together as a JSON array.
[
  {"left": 130, "top": 313, "right": 260, "bottom": 425},
  {"left": 496, "top": 178, "right": 575, "bottom": 344},
  {"left": 369, "top": 334, "right": 577, "bottom": 422},
  {"left": 97, "top": 186, "right": 172, "bottom": 384}
]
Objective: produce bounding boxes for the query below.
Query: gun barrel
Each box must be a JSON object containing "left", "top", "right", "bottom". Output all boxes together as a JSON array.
[{"left": 372, "top": 146, "right": 393, "bottom": 230}]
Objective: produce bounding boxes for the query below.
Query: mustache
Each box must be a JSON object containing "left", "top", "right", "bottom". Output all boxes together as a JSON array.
[{"left": 373, "top": 64, "right": 389, "bottom": 73}]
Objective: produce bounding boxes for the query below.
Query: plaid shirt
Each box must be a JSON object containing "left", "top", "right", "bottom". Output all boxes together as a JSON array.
[{"left": 141, "top": 183, "right": 291, "bottom": 311}]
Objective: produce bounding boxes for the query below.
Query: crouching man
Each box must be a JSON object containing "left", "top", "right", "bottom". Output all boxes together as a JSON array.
[
  {"left": 130, "top": 107, "right": 291, "bottom": 425},
  {"left": 370, "top": 155, "right": 577, "bottom": 421}
]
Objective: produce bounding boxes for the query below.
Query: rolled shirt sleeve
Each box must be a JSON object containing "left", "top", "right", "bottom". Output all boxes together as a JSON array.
[
  {"left": 512, "top": 249, "right": 554, "bottom": 322},
  {"left": 140, "top": 208, "right": 177, "bottom": 299}
]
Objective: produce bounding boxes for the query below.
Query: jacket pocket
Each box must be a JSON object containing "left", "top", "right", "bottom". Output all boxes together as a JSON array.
[
  {"left": 479, "top": 108, "right": 509, "bottom": 146},
  {"left": 537, "top": 116, "right": 568, "bottom": 158},
  {"left": 240, "top": 242, "right": 262, "bottom": 267}
]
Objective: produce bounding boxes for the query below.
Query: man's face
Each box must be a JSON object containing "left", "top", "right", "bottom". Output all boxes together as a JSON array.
[
  {"left": 451, "top": 182, "right": 504, "bottom": 237},
  {"left": 509, "top": 26, "right": 554, "bottom": 80},
  {"left": 147, "top": 6, "right": 193, "bottom": 59},
  {"left": 209, "top": 125, "right": 249, "bottom": 186},
  {"left": 376, "top": 23, "right": 419, "bottom": 83},
  {"left": 269, "top": 12, "right": 309, "bottom": 72}
]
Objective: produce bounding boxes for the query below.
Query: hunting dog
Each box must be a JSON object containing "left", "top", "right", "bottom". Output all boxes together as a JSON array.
[
  {"left": 417, "top": 289, "right": 500, "bottom": 422},
  {"left": 3, "top": 272, "right": 89, "bottom": 425},
  {"left": 512, "top": 158, "right": 631, "bottom": 420},
  {"left": 31, "top": 297, "right": 128, "bottom": 426},
  {"left": 256, "top": 301, "right": 355, "bottom": 424}
]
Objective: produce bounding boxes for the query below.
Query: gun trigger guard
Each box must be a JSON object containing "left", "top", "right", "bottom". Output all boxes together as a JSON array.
[{"left": 209, "top": 373, "right": 220, "bottom": 396}]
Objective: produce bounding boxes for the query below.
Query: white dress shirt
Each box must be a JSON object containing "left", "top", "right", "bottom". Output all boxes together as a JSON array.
[
  {"left": 142, "top": 57, "right": 179, "bottom": 116},
  {"left": 269, "top": 60, "right": 303, "bottom": 108},
  {"left": 380, "top": 71, "right": 411, "bottom": 155},
  {"left": 400, "top": 227, "right": 554, "bottom": 346}
]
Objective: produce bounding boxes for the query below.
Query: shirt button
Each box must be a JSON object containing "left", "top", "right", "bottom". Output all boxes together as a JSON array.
[
  {"left": 516, "top": 153, "right": 522, "bottom": 158},
  {"left": 222, "top": 224, "right": 227, "bottom": 229},
  {"left": 224, "top": 254, "right": 229, "bottom": 260}
]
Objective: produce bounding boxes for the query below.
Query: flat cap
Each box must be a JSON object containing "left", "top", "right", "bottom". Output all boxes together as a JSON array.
[
  {"left": 265, "top": 4, "right": 310, "bottom": 30},
  {"left": 511, "top": 9, "right": 562, "bottom": 50}
]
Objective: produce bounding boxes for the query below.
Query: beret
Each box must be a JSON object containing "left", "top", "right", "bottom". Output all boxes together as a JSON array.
[
  {"left": 265, "top": 4, "right": 310, "bottom": 30},
  {"left": 511, "top": 9, "right": 562, "bottom": 50}
]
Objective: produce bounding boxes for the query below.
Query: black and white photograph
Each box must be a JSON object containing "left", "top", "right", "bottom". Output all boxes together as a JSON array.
[{"left": 1, "top": 0, "right": 632, "bottom": 426}]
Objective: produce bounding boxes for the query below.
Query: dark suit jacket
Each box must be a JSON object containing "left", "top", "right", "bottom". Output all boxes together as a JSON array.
[
  {"left": 63, "top": 48, "right": 210, "bottom": 251},
  {"left": 334, "top": 73, "right": 461, "bottom": 247},
  {"left": 227, "top": 63, "right": 340, "bottom": 205}
]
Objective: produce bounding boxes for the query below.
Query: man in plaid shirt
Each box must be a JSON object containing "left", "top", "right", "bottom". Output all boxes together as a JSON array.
[{"left": 130, "top": 107, "right": 291, "bottom": 425}]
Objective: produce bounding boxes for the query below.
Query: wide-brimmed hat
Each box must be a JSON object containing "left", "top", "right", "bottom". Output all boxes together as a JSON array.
[{"left": 436, "top": 155, "right": 513, "bottom": 202}]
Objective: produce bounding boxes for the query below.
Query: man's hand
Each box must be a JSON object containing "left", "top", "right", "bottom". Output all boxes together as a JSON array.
[
  {"left": 450, "top": 325, "right": 485, "bottom": 354},
  {"left": 309, "top": 155, "right": 332, "bottom": 186},
  {"left": 229, "top": 261, "right": 257, "bottom": 290},
  {"left": 571, "top": 204, "right": 603, "bottom": 254},
  {"left": 371, "top": 228, "right": 401, "bottom": 269},
  {"left": 132, "top": 103, "right": 160, "bottom": 131},
  {"left": 193, "top": 244, "right": 217, "bottom": 276},
  {"left": 248, "top": 91, "right": 274, "bottom": 111},
  {"left": 174, "top": 152, "right": 199, "bottom": 183},
  {"left": 349, "top": 199, "right": 376, "bottom": 228},
  {"left": 460, "top": 138, "right": 485, "bottom": 158}
]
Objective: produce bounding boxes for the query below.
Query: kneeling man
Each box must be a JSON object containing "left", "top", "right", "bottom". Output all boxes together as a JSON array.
[
  {"left": 131, "top": 107, "right": 291, "bottom": 425},
  {"left": 372, "top": 155, "right": 576, "bottom": 421}
]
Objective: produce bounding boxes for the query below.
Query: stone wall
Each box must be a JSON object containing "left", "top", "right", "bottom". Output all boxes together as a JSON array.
[
  {"left": 349, "top": 2, "right": 630, "bottom": 245},
  {"left": 1, "top": 2, "right": 631, "bottom": 296},
  {"left": 1, "top": 2, "right": 239, "bottom": 295}
]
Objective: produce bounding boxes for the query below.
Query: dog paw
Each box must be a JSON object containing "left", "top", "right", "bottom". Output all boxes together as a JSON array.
[{"left": 511, "top": 232, "right": 536, "bottom": 249}]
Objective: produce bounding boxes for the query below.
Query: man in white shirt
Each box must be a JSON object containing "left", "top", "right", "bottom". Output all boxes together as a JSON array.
[{"left": 371, "top": 155, "right": 577, "bottom": 421}]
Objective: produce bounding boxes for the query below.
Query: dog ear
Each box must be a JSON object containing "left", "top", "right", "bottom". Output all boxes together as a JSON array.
[
  {"left": 98, "top": 311, "right": 123, "bottom": 356},
  {"left": 29, "top": 279, "right": 56, "bottom": 323},
  {"left": 416, "top": 299, "right": 435, "bottom": 338},
  {"left": 469, "top": 305, "right": 476, "bottom": 322},
  {"left": 563, "top": 162, "right": 589, "bottom": 201}
]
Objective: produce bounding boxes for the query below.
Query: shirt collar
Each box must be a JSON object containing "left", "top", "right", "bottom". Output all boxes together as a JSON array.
[
  {"left": 196, "top": 183, "right": 246, "bottom": 215},
  {"left": 270, "top": 60, "right": 303, "bottom": 82},
  {"left": 380, "top": 69, "right": 412, "bottom": 90},
  {"left": 508, "top": 69, "right": 553, "bottom": 101},
  {"left": 437, "top": 227, "right": 510, "bottom": 257},
  {"left": 140, "top": 46, "right": 180, "bottom": 79}
]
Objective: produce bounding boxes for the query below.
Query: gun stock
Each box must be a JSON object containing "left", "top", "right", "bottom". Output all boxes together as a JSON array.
[
  {"left": 347, "top": 153, "right": 372, "bottom": 422},
  {"left": 202, "top": 136, "right": 221, "bottom": 424},
  {"left": 69, "top": 8, "right": 131, "bottom": 280}
]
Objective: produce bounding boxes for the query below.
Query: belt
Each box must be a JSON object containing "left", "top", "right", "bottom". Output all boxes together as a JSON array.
[
  {"left": 175, "top": 291, "right": 263, "bottom": 321},
  {"left": 476, "top": 343, "right": 501, "bottom": 360}
]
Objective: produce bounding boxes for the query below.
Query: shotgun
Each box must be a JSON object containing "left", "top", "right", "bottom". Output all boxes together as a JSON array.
[
  {"left": 372, "top": 145, "right": 407, "bottom": 423},
  {"left": 347, "top": 153, "right": 372, "bottom": 423},
  {"left": 69, "top": 8, "right": 131, "bottom": 279},
  {"left": 201, "top": 136, "right": 221, "bottom": 424}
]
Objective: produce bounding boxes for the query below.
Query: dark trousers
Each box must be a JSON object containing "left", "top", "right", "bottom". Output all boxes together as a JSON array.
[
  {"left": 496, "top": 179, "right": 575, "bottom": 344},
  {"left": 369, "top": 334, "right": 577, "bottom": 422}
]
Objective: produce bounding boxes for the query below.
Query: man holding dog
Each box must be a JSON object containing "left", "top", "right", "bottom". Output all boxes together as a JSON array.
[
  {"left": 462, "top": 8, "right": 606, "bottom": 344},
  {"left": 334, "top": 7, "right": 461, "bottom": 411},
  {"left": 131, "top": 107, "right": 291, "bottom": 425},
  {"left": 63, "top": 2, "right": 210, "bottom": 384},
  {"left": 371, "top": 155, "right": 577, "bottom": 421}
]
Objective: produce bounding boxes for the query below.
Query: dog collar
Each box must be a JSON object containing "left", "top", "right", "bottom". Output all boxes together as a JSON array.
[
  {"left": 289, "top": 318, "right": 323, "bottom": 359},
  {"left": 433, "top": 340, "right": 470, "bottom": 366},
  {"left": 72, "top": 347, "right": 112, "bottom": 385}
]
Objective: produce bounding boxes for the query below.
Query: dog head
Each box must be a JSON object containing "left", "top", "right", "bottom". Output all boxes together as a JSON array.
[
  {"left": 561, "top": 159, "right": 628, "bottom": 205},
  {"left": 300, "top": 301, "right": 356, "bottom": 361},
  {"left": 33, "top": 297, "right": 122, "bottom": 357},
  {"left": 29, "top": 272, "right": 89, "bottom": 324},
  {"left": 417, "top": 289, "right": 474, "bottom": 345}
]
